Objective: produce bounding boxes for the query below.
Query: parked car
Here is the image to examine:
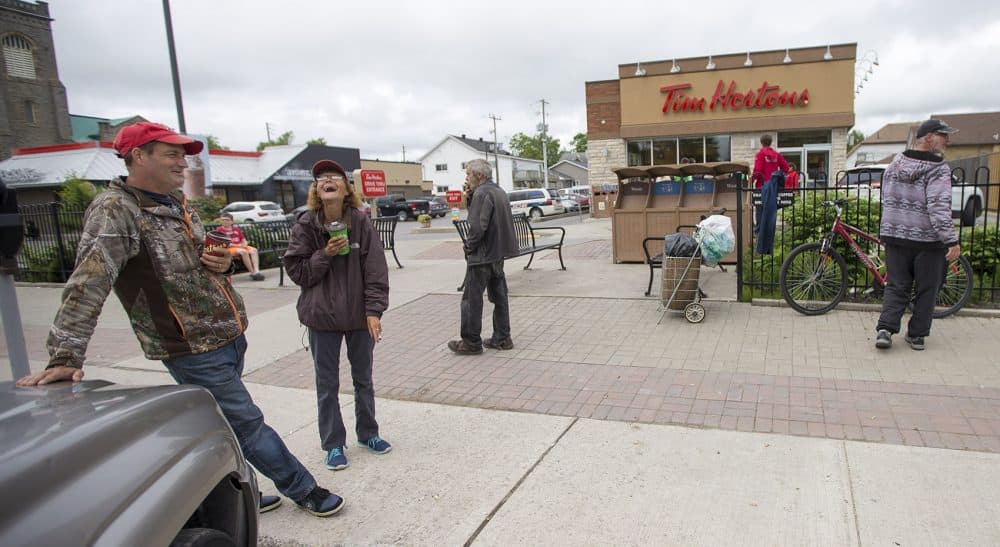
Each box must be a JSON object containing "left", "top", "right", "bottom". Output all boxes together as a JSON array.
[
  {"left": 507, "top": 188, "right": 565, "bottom": 220},
  {"left": 0, "top": 380, "right": 258, "bottom": 546},
  {"left": 221, "top": 201, "right": 284, "bottom": 223},
  {"left": 552, "top": 189, "right": 580, "bottom": 212},
  {"left": 428, "top": 196, "right": 449, "bottom": 218},
  {"left": 562, "top": 185, "right": 591, "bottom": 210},
  {"left": 285, "top": 202, "right": 370, "bottom": 223},
  {"left": 836, "top": 164, "right": 985, "bottom": 226},
  {"left": 375, "top": 195, "right": 431, "bottom": 221}
]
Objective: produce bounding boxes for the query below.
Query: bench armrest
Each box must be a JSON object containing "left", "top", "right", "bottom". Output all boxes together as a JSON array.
[
  {"left": 528, "top": 225, "right": 565, "bottom": 248},
  {"left": 642, "top": 236, "right": 665, "bottom": 263}
]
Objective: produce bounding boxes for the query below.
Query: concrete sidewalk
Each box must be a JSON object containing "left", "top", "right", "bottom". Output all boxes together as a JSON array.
[{"left": 3, "top": 216, "right": 999, "bottom": 545}]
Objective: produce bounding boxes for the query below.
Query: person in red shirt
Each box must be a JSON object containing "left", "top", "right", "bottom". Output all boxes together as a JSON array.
[
  {"left": 218, "top": 213, "right": 264, "bottom": 280},
  {"left": 752, "top": 134, "right": 790, "bottom": 188},
  {"left": 785, "top": 162, "right": 800, "bottom": 189}
]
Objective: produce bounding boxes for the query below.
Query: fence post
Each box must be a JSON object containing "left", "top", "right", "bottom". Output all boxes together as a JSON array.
[
  {"left": 50, "top": 202, "right": 69, "bottom": 282},
  {"left": 736, "top": 181, "right": 744, "bottom": 302}
]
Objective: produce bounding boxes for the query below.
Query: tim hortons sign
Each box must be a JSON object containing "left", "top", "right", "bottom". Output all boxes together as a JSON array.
[{"left": 660, "top": 80, "right": 809, "bottom": 115}]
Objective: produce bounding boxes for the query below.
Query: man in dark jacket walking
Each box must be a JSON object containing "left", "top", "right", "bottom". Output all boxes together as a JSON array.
[
  {"left": 875, "top": 119, "right": 961, "bottom": 351},
  {"left": 449, "top": 159, "right": 518, "bottom": 354}
]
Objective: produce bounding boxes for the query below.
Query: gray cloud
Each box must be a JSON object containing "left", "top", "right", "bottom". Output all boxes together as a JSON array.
[{"left": 46, "top": 0, "right": 1000, "bottom": 159}]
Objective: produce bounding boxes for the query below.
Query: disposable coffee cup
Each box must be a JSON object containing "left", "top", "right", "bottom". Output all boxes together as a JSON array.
[
  {"left": 325, "top": 221, "right": 350, "bottom": 255},
  {"left": 203, "top": 230, "right": 231, "bottom": 257}
]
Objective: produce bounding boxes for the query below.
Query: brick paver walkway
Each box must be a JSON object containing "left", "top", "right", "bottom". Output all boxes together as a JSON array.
[{"left": 247, "top": 294, "right": 1000, "bottom": 453}]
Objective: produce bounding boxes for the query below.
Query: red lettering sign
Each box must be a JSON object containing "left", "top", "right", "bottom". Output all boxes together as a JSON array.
[
  {"left": 358, "top": 170, "right": 387, "bottom": 197},
  {"left": 445, "top": 190, "right": 464, "bottom": 204},
  {"left": 661, "top": 80, "right": 809, "bottom": 116}
]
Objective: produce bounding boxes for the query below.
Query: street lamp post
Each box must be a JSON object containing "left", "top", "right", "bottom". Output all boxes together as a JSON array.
[{"left": 162, "top": 0, "right": 186, "bottom": 133}]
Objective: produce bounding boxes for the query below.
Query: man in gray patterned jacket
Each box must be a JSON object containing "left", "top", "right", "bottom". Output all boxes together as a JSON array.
[
  {"left": 875, "top": 119, "right": 962, "bottom": 351},
  {"left": 16, "top": 121, "right": 345, "bottom": 517}
]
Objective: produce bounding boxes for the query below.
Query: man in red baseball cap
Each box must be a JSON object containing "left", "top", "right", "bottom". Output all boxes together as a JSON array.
[
  {"left": 18, "top": 121, "right": 347, "bottom": 517},
  {"left": 112, "top": 121, "right": 204, "bottom": 158}
]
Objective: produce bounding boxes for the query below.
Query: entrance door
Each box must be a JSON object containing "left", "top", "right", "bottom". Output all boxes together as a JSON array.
[
  {"left": 778, "top": 149, "right": 802, "bottom": 177},
  {"left": 803, "top": 146, "right": 830, "bottom": 188}
]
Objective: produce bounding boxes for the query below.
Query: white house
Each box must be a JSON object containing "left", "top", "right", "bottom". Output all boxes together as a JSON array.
[
  {"left": 419, "top": 134, "right": 544, "bottom": 193},
  {"left": 847, "top": 121, "right": 915, "bottom": 168}
]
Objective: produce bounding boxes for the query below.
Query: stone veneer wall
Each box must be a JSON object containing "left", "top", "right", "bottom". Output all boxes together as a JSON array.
[{"left": 586, "top": 139, "right": 626, "bottom": 188}]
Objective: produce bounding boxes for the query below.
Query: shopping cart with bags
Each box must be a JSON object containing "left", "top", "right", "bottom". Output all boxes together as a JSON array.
[{"left": 659, "top": 214, "right": 734, "bottom": 324}]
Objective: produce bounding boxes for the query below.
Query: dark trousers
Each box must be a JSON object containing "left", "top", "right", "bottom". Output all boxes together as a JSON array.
[
  {"left": 308, "top": 328, "right": 379, "bottom": 450},
  {"left": 876, "top": 243, "right": 947, "bottom": 338},
  {"left": 164, "top": 334, "right": 316, "bottom": 501},
  {"left": 461, "top": 261, "right": 511, "bottom": 347}
]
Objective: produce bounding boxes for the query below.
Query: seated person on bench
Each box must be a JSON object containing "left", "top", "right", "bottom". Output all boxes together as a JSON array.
[{"left": 218, "top": 212, "right": 265, "bottom": 280}]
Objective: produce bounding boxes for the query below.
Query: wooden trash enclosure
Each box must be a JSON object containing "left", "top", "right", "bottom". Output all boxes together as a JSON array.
[{"left": 611, "top": 162, "right": 751, "bottom": 264}]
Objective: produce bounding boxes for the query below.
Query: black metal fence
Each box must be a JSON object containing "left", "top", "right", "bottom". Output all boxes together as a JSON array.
[
  {"left": 736, "top": 166, "right": 999, "bottom": 307},
  {"left": 13, "top": 202, "right": 294, "bottom": 282}
]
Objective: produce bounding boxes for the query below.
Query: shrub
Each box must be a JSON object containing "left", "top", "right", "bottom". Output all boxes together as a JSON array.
[
  {"left": 188, "top": 195, "right": 227, "bottom": 221},
  {"left": 56, "top": 176, "right": 102, "bottom": 231},
  {"left": 20, "top": 243, "right": 75, "bottom": 283},
  {"left": 740, "top": 191, "right": 884, "bottom": 293}
]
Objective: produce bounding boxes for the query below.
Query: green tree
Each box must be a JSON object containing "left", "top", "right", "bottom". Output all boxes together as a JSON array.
[
  {"left": 58, "top": 175, "right": 101, "bottom": 210},
  {"left": 257, "top": 130, "right": 294, "bottom": 151},
  {"left": 57, "top": 174, "right": 103, "bottom": 230},
  {"left": 508, "top": 131, "right": 563, "bottom": 166},
  {"left": 847, "top": 129, "right": 865, "bottom": 151},
  {"left": 205, "top": 135, "right": 229, "bottom": 150},
  {"left": 188, "top": 195, "right": 227, "bottom": 222},
  {"left": 306, "top": 137, "right": 327, "bottom": 145},
  {"left": 570, "top": 132, "right": 587, "bottom": 153}
]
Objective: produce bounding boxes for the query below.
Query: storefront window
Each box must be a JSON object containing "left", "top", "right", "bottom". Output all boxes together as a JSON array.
[
  {"left": 679, "top": 137, "right": 704, "bottom": 163},
  {"left": 652, "top": 138, "right": 677, "bottom": 165},
  {"left": 705, "top": 136, "right": 731, "bottom": 162},
  {"left": 777, "top": 130, "right": 830, "bottom": 147},
  {"left": 627, "top": 140, "right": 651, "bottom": 166},
  {"left": 629, "top": 134, "right": 730, "bottom": 165}
]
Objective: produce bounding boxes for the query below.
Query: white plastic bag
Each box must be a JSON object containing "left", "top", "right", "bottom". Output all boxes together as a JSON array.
[{"left": 695, "top": 215, "right": 735, "bottom": 267}]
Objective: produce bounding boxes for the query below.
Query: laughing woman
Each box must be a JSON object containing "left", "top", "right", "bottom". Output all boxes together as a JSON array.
[{"left": 284, "top": 160, "right": 391, "bottom": 471}]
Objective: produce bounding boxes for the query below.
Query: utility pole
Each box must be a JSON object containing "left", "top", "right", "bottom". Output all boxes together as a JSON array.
[
  {"left": 265, "top": 122, "right": 273, "bottom": 142},
  {"left": 538, "top": 99, "right": 549, "bottom": 188},
  {"left": 488, "top": 113, "right": 502, "bottom": 182},
  {"left": 401, "top": 144, "right": 406, "bottom": 162},
  {"left": 162, "top": 0, "right": 186, "bottom": 133}
]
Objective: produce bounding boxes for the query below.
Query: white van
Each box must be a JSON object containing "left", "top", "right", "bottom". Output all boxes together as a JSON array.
[{"left": 507, "top": 188, "right": 565, "bottom": 220}]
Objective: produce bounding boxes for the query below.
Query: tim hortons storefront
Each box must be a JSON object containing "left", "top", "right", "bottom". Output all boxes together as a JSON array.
[{"left": 585, "top": 43, "right": 857, "bottom": 190}]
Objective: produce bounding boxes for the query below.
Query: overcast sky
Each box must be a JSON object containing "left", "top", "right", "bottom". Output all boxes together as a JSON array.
[{"left": 45, "top": 0, "right": 1000, "bottom": 160}]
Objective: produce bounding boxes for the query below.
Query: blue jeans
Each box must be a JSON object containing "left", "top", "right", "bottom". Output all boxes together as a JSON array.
[{"left": 163, "top": 334, "right": 316, "bottom": 501}]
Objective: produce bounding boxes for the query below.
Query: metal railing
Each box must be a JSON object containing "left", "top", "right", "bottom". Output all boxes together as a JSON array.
[
  {"left": 13, "top": 202, "right": 294, "bottom": 282},
  {"left": 736, "top": 166, "right": 999, "bottom": 307}
]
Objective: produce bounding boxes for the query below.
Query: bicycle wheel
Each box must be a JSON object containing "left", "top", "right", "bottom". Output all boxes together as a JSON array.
[
  {"left": 780, "top": 242, "right": 848, "bottom": 315},
  {"left": 931, "top": 255, "right": 973, "bottom": 318}
]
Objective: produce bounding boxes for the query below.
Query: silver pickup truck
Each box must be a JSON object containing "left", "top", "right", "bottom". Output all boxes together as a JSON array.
[{"left": 0, "top": 380, "right": 258, "bottom": 546}]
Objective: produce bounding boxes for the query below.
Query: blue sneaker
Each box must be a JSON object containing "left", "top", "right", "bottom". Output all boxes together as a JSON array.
[
  {"left": 358, "top": 435, "right": 392, "bottom": 454},
  {"left": 325, "top": 447, "right": 348, "bottom": 470}
]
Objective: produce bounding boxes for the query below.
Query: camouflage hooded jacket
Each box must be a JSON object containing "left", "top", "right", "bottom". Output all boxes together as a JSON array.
[{"left": 46, "top": 178, "right": 248, "bottom": 368}]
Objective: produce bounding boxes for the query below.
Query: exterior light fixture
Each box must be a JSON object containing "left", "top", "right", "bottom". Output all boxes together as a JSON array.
[
  {"left": 670, "top": 59, "right": 680, "bottom": 73},
  {"left": 823, "top": 45, "right": 833, "bottom": 60},
  {"left": 635, "top": 62, "right": 646, "bottom": 77},
  {"left": 705, "top": 55, "right": 716, "bottom": 70},
  {"left": 783, "top": 48, "right": 792, "bottom": 63},
  {"left": 744, "top": 52, "right": 752, "bottom": 67}
]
